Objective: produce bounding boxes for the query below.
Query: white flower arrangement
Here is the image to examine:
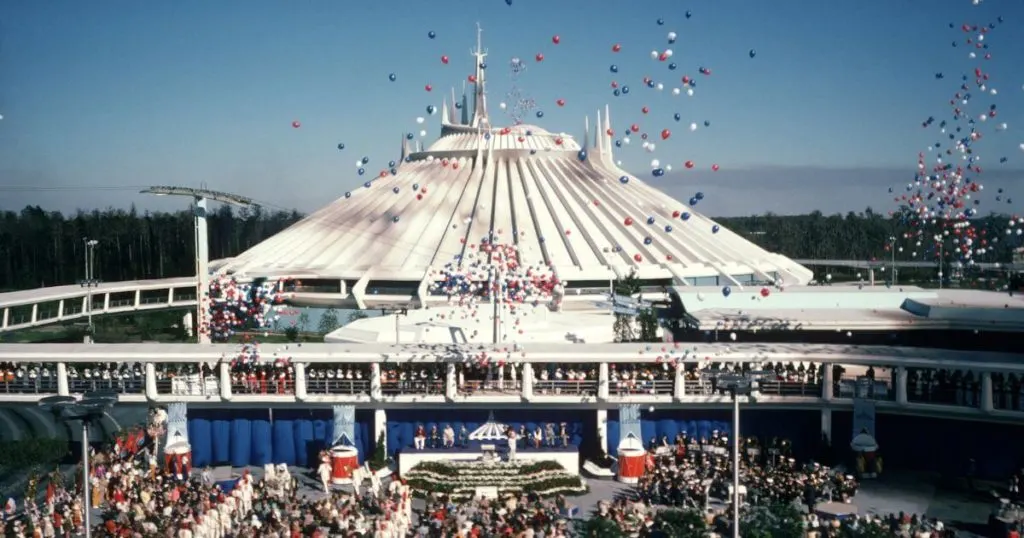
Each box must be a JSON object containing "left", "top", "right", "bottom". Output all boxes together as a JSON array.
[{"left": 407, "top": 459, "right": 587, "bottom": 499}]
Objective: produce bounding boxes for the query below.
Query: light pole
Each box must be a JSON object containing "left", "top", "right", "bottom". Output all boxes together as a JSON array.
[
  {"left": 80, "top": 239, "right": 100, "bottom": 338},
  {"left": 379, "top": 307, "right": 409, "bottom": 344},
  {"left": 888, "top": 235, "right": 898, "bottom": 286},
  {"left": 936, "top": 238, "right": 944, "bottom": 290},
  {"left": 706, "top": 371, "right": 766, "bottom": 538},
  {"left": 39, "top": 391, "right": 118, "bottom": 538},
  {"left": 140, "top": 187, "right": 257, "bottom": 344}
]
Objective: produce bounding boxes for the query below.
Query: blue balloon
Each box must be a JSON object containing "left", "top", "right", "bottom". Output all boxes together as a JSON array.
[
  {"left": 674, "top": 113, "right": 681, "bottom": 121},
  {"left": 362, "top": 156, "right": 370, "bottom": 164},
  {"left": 345, "top": 192, "right": 352, "bottom": 198},
  {"left": 681, "top": 212, "right": 691, "bottom": 220},
  {"left": 647, "top": 79, "right": 655, "bottom": 88},
  {"left": 668, "top": 62, "right": 677, "bottom": 70},
  {"left": 610, "top": 65, "right": 618, "bottom": 73},
  {"left": 613, "top": 89, "right": 621, "bottom": 97},
  {"left": 363, "top": 181, "right": 371, "bottom": 188},
  {"left": 392, "top": 187, "right": 400, "bottom": 194},
  {"left": 388, "top": 73, "right": 397, "bottom": 82},
  {"left": 390, "top": 167, "right": 398, "bottom": 175},
  {"left": 505, "top": 0, "right": 512, "bottom": 5},
  {"left": 722, "top": 286, "right": 731, "bottom": 297},
  {"left": 526, "top": 130, "right": 533, "bottom": 136},
  {"left": 388, "top": 160, "right": 396, "bottom": 167},
  {"left": 480, "top": 62, "right": 487, "bottom": 69},
  {"left": 615, "top": 140, "right": 623, "bottom": 147},
  {"left": 703, "top": 120, "right": 710, "bottom": 127},
  {"left": 622, "top": 86, "right": 630, "bottom": 94},
  {"left": 689, "top": 197, "right": 698, "bottom": 206},
  {"left": 685, "top": 10, "right": 692, "bottom": 18},
  {"left": 664, "top": 225, "right": 673, "bottom": 232},
  {"left": 427, "top": 105, "right": 436, "bottom": 114},
  {"left": 455, "top": 102, "right": 462, "bottom": 109},
  {"left": 712, "top": 225, "right": 720, "bottom": 234},
  {"left": 529, "top": 149, "right": 537, "bottom": 155},
  {"left": 337, "top": 143, "right": 345, "bottom": 150},
  {"left": 657, "top": 18, "right": 665, "bottom": 25},
  {"left": 646, "top": 216, "right": 656, "bottom": 224},
  {"left": 536, "top": 110, "right": 544, "bottom": 118},
  {"left": 485, "top": 133, "right": 491, "bottom": 140},
  {"left": 428, "top": 31, "right": 436, "bottom": 39},
  {"left": 358, "top": 168, "right": 365, "bottom": 176},
  {"left": 749, "top": 49, "right": 756, "bottom": 58},
  {"left": 392, "top": 216, "right": 400, "bottom": 223},
  {"left": 643, "top": 237, "right": 653, "bottom": 245},
  {"left": 619, "top": 176, "right": 630, "bottom": 184},
  {"left": 652, "top": 168, "right": 665, "bottom": 177},
  {"left": 413, "top": 183, "right": 420, "bottom": 190},
  {"left": 696, "top": 192, "right": 705, "bottom": 200},
  {"left": 406, "top": 133, "right": 414, "bottom": 140},
  {"left": 577, "top": 150, "right": 588, "bottom": 161}
]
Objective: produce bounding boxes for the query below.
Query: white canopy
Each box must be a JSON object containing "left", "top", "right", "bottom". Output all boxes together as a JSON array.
[
  {"left": 850, "top": 432, "right": 879, "bottom": 453},
  {"left": 469, "top": 412, "right": 508, "bottom": 441}
]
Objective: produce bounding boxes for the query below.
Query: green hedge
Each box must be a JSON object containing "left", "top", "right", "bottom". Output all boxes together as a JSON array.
[{"left": 0, "top": 438, "right": 69, "bottom": 473}]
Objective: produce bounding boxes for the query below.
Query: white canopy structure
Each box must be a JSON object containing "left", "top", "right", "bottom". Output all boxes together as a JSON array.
[
  {"left": 468, "top": 412, "right": 509, "bottom": 441},
  {"left": 850, "top": 432, "right": 879, "bottom": 453},
  {"left": 213, "top": 27, "right": 811, "bottom": 310}
]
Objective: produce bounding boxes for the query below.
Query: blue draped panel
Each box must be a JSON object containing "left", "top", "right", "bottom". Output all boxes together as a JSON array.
[
  {"left": 640, "top": 419, "right": 658, "bottom": 446},
  {"left": 211, "top": 420, "right": 231, "bottom": 465},
  {"left": 605, "top": 419, "right": 620, "bottom": 455},
  {"left": 230, "top": 419, "right": 251, "bottom": 467},
  {"left": 293, "top": 421, "right": 314, "bottom": 467},
  {"left": 189, "top": 419, "right": 212, "bottom": 468},
  {"left": 272, "top": 420, "right": 296, "bottom": 465},
  {"left": 656, "top": 419, "right": 679, "bottom": 441},
  {"left": 251, "top": 419, "right": 273, "bottom": 465},
  {"left": 606, "top": 410, "right": 734, "bottom": 452}
]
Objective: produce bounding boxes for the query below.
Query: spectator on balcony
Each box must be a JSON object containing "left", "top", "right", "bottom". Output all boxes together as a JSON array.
[
  {"left": 0, "top": 362, "right": 58, "bottom": 393},
  {"left": 534, "top": 365, "right": 597, "bottom": 395},
  {"left": 308, "top": 364, "right": 370, "bottom": 395},
  {"left": 382, "top": 363, "right": 443, "bottom": 395},
  {"left": 609, "top": 363, "right": 672, "bottom": 395}
]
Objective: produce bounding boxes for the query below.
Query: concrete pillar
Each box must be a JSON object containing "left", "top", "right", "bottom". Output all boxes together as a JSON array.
[
  {"left": 293, "top": 363, "right": 306, "bottom": 401},
  {"left": 374, "top": 409, "right": 387, "bottom": 450},
  {"left": 57, "top": 300, "right": 65, "bottom": 320},
  {"left": 56, "top": 363, "right": 70, "bottom": 396},
  {"left": 521, "top": 363, "right": 533, "bottom": 400},
  {"left": 596, "top": 409, "right": 609, "bottom": 456},
  {"left": 134, "top": 290, "right": 141, "bottom": 308},
  {"left": 820, "top": 408, "right": 832, "bottom": 443},
  {"left": 220, "top": 360, "right": 234, "bottom": 397},
  {"left": 895, "top": 366, "right": 908, "bottom": 406},
  {"left": 822, "top": 364, "right": 834, "bottom": 401},
  {"left": 1, "top": 307, "right": 7, "bottom": 329},
  {"left": 981, "top": 372, "right": 994, "bottom": 413},
  {"left": 31, "top": 304, "right": 38, "bottom": 324},
  {"left": 446, "top": 363, "right": 457, "bottom": 400},
  {"left": 145, "top": 363, "right": 158, "bottom": 400},
  {"left": 370, "top": 363, "right": 382, "bottom": 400},
  {"left": 674, "top": 361, "right": 686, "bottom": 400},
  {"left": 598, "top": 362, "right": 610, "bottom": 400},
  {"left": 497, "top": 364, "right": 505, "bottom": 391}
]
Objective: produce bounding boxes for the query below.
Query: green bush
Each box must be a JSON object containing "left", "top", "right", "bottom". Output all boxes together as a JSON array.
[{"left": 0, "top": 438, "right": 69, "bottom": 474}]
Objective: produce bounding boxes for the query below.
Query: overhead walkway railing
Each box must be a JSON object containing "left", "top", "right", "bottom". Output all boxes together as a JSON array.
[{"left": 0, "top": 277, "right": 198, "bottom": 333}]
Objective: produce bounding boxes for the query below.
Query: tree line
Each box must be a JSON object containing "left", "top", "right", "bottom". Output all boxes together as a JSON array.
[{"left": 0, "top": 204, "right": 1019, "bottom": 292}]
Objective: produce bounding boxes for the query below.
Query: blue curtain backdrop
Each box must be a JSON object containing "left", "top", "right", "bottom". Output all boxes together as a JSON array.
[
  {"left": 384, "top": 409, "right": 594, "bottom": 456},
  {"left": 187, "top": 408, "right": 372, "bottom": 468}
]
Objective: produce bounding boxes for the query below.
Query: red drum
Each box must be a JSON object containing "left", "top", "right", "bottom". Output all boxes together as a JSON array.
[
  {"left": 331, "top": 446, "right": 360, "bottom": 485},
  {"left": 617, "top": 448, "right": 646, "bottom": 484},
  {"left": 165, "top": 443, "right": 192, "bottom": 477}
]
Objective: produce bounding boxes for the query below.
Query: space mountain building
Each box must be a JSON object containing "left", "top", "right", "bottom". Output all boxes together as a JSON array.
[{"left": 214, "top": 30, "right": 811, "bottom": 341}]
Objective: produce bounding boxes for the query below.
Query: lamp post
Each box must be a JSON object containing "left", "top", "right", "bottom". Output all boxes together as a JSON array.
[
  {"left": 888, "top": 235, "right": 898, "bottom": 286},
  {"left": 936, "top": 238, "right": 944, "bottom": 290},
  {"left": 379, "top": 306, "right": 409, "bottom": 344},
  {"left": 39, "top": 391, "right": 118, "bottom": 538},
  {"left": 80, "top": 239, "right": 100, "bottom": 338},
  {"left": 140, "top": 187, "right": 257, "bottom": 344},
  {"left": 705, "top": 371, "right": 767, "bottom": 538}
]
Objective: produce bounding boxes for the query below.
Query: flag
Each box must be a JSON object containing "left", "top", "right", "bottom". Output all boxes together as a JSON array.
[
  {"left": 46, "top": 483, "right": 54, "bottom": 504},
  {"left": 645, "top": 453, "right": 655, "bottom": 472}
]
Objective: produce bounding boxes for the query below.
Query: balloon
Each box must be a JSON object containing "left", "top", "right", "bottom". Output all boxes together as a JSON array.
[
  {"left": 673, "top": 113, "right": 681, "bottom": 121},
  {"left": 428, "top": 31, "right": 436, "bottom": 39},
  {"left": 337, "top": 143, "right": 345, "bottom": 150},
  {"left": 536, "top": 111, "right": 544, "bottom": 118},
  {"left": 441, "top": 55, "right": 449, "bottom": 64},
  {"left": 749, "top": 49, "right": 756, "bottom": 58},
  {"left": 291, "top": 121, "right": 301, "bottom": 128},
  {"left": 634, "top": 253, "right": 643, "bottom": 262},
  {"left": 685, "top": 160, "right": 694, "bottom": 168},
  {"left": 760, "top": 287, "right": 770, "bottom": 298},
  {"left": 685, "top": 10, "right": 692, "bottom": 18},
  {"left": 667, "top": 32, "right": 677, "bottom": 43},
  {"left": 535, "top": 53, "right": 544, "bottom": 62},
  {"left": 712, "top": 225, "right": 720, "bottom": 234},
  {"left": 362, "top": 156, "right": 370, "bottom": 164},
  {"left": 656, "top": 18, "right": 664, "bottom": 25},
  {"left": 358, "top": 168, "right": 365, "bottom": 176},
  {"left": 577, "top": 150, "right": 587, "bottom": 161},
  {"left": 624, "top": 217, "right": 634, "bottom": 225},
  {"left": 722, "top": 286, "right": 731, "bottom": 297},
  {"left": 689, "top": 123, "right": 697, "bottom": 131},
  {"left": 425, "top": 84, "right": 433, "bottom": 92},
  {"left": 612, "top": 43, "right": 622, "bottom": 53},
  {"left": 427, "top": 105, "right": 436, "bottom": 115},
  {"left": 552, "top": 35, "right": 561, "bottom": 45},
  {"left": 619, "top": 176, "right": 630, "bottom": 184},
  {"left": 610, "top": 65, "right": 619, "bottom": 73},
  {"left": 389, "top": 73, "right": 397, "bottom": 82},
  {"left": 660, "top": 129, "right": 671, "bottom": 140},
  {"left": 556, "top": 98, "right": 566, "bottom": 106},
  {"left": 711, "top": 164, "right": 720, "bottom": 171}
]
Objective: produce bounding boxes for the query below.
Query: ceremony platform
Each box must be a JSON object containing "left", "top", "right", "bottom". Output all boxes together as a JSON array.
[{"left": 397, "top": 444, "right": 580, "bottom": 477}]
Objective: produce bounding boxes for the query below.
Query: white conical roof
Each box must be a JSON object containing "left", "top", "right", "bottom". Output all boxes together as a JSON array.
[
  {"left": 468, "top": 412, "right": 508, "bottom": 441},
  {"left": 215, "top": 30, "right": 811, "bottom": 302}
]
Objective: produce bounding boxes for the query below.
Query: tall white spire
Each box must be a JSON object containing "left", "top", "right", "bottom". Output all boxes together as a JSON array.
[{"left": 470, "top": 23, "right": 489, "bottom": 128}]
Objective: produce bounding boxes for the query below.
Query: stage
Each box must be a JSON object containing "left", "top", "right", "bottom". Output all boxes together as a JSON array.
[{"left": 397, "top": 444, "right": 580, "bottom": 477}]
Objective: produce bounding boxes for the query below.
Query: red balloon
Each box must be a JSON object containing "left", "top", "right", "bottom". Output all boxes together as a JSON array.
[
  {"left": 760, "top": 287, "right": 770, "bottom": 298},
  {"left": 685, "top": 160, "right": 694, "bottom": 169},
  {"left": 556, "top": 98, "right": 566, "bottom": 107},
  {"left": 666, "top": 255, "right": 673, "bottom": 261},
  {"left": 425, "top": 84, "right": 433, "bottom": 92},
  {"left": 610, "top": 81, "right": 619, "bottom": 88},
  {"left": 535, "top": 53, "right": 544, "bottom": 62},
  {"left": 467, "top": 75, "right": 477, "bottom": 83},
  {"left": 291, "top": 121, "right": 301, "bottom": 128},
  {"left": 612, "top": 43, "right": 622, "bottom": 53},
  {"left": 672, "top": 210, "right": 680, "bottom": 218},
  {"left": 634, "top": 254, "right": 643, "bottom": 262},
  {"left": 630, "top": 124, "right": 640, "bottom": 132},
  {"left": 441, "top": 55, "right": 449, "bottom": 64},
  {"left": 605, "top": 128, "right": 614, "bottom": 136},
  {"left": 711, "top": 164, "right": 720, "bottom": 171},
  {"left": 552, "top": 35, "right": 561, "bottom": 45},
  {"left": 659, "top": 52, "right": 668, "bottom": 62},
  {"left": 555, "top": 137, "right": 563, "bottom": 145},
  {"left": 660, "top": 129, "right": 671, "bottom": 140},
  {"left": 642, "top": 106, "right": 650, "bottom": 114},
  {"left": 682, "top": 76, "right": 691, "bottom": 84},
  {"left": 624, "top": 217, "right": 634, "bottom": 226}
]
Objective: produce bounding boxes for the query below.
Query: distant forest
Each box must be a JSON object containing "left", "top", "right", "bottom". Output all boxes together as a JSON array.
[{"left": 0, "top": 204, "right": 1020, "bottom": 292}]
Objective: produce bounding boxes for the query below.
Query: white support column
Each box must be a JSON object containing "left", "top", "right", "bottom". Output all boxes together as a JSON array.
[
  {"left": 820, "top": 408, "right": 832, "bottom": 443},
  {"left": 194, "top": 197, "right": 212, "bottom": 345},
  {"left": 145, "top": 363, "right": 158, "bottom": 400},
  {"left": 56, "top": 363, "right": 70, "bottom": 396},
  {"left": 895, "top": 366, "right": 908, "bottom": 406},
  {"left": 1, "top": 307, "right": 7, "bottom": 329},
  {"left": 822, "top": 364, "right": 834, "bottom": 401},
  {"left": 167, "top": 287, "right": 175, "bottom": 304},
  {"left": 57, "top": 300, "right": 65, "bottom": 320},
  {"left": 134, "top": 289, "right": 141, "bottom": 308},
  {"left": 373, "top": 409, "right": 387, "bottom": 449},
  {"left": 981, "top": 372, "right": 994, "bottom": 413},
  {"left": 598, "top": 362, "right": 610, "bottom": 400},
  {"left": 674, "top": 362, "right": 686, "bottom": 400},
  {"left": 446, "top": 363, "right": 457, "bottom": 400},
  {"left": 293, "top": 363, "right": 307, "bottom": 401},
  {"left": 596, "top": 409, "right": 609, "bottom": 456},
  {"left": 220, "top": 362, "right": 234, "bottom": 401},
  {"left": 370, "top": 363, "right": 383, "bottom": 400},
  {"left": 521, "top": 363, "right": 533, "bottom": 400},
  {"left": 103, "top": 293, "right": 110, "bottom": 310},
  {"left": 30, "top": 304, "right": 38, "bottom": 324},
  {"left": 497, "top": 364, "right": 505, "bottom": 391}
]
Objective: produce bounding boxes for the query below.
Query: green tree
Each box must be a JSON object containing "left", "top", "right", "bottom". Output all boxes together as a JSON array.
[
  {"left": 654, "top": 508, "right": 708, "bottom": 538},
  {"left": 572, "top": 517, "right": 626, "bottom": 538},
  {"left": 318, "top": 308, "right": 340, "bottom": 335},
  {"left": 346, "top": 310, "right": 369, "bottom": 324},
  {"left": 369, "top": 431, "right": 389, "bottom": 470},
  {"left": 741, "top": 503, "right": 805, "bottom": 538},
  {"left": 297, "top": 312, "right": 310, "bottom": 334},
  {"left": 612, "top": 271, "right": 640, "bottom": 342}
]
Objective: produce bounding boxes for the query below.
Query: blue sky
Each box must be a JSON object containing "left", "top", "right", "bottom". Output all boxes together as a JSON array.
[{"left": 0, "top": 0, "right": 1021, "bottom": 216}]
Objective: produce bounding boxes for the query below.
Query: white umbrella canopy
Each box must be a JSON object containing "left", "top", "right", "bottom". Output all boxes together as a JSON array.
[{"left": 850, "top": 432, "right": 879, "bottom": 453}]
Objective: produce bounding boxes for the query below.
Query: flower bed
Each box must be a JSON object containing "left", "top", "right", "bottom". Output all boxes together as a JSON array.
[{"left": 406, "top": 460, "right": 587, "bottom": 499}]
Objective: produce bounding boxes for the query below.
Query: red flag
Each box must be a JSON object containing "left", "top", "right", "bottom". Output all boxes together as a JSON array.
[
  {"left": 46, "top": 483, "right": 54, "bottom": 504},
  {"left": 645, "top": 453, "right": 655, "bottom": 472}
]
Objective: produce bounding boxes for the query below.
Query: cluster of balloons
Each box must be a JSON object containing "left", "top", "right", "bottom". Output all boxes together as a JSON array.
[
  {"left": 205, "top": 276, "right": 289, "bottom": 342},
  {"left": 887, "top": 8, "right": 1019, "bottom": 269}
]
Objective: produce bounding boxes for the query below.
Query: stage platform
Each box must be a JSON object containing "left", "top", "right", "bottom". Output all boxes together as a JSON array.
[{"left": 397, "top": 444, "right": 579, "bottom": 477}]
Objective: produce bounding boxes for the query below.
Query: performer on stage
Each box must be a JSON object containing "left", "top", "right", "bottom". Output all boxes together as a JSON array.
[
  {"left": 443, "top": 424, "right": 455, "bottom": 449},
  {"left": 533, "top": 425, "right": 543, "bottom": 449},
  {"left": 458, "top": 424, "right": 469, "bottom": 448},
  {"left": 316, "top": 452, "right": 332, "bottom": 493},
  {"left": 518, "top": 425, "right": 528, "bottom": 449},
  {"left": 414, "top": 424, "right": 426, "bottom": 450},
  {"left": 429, "top": 425, "right": 440, "bottom": 449},
  {"left": 507, "top": 426, "right": 517, "bottom": 462},
  {"left": 545, "top": 423, "right": 556, "bottom": 447},
  {"left": 559, "top": 422, "right": 569, "bottom": 448}
]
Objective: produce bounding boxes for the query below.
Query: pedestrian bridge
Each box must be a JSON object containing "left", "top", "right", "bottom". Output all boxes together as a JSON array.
[
  {"left": 794, "top": 259, "right": 1021, "bottom": 271},
  {"left": 0, "top": 277, "right": 197, "bottom": 333}
]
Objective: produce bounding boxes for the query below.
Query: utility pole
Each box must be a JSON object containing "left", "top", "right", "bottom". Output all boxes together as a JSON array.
[{"left": 80, "top": 239, "right": 100, "bottom": 341}]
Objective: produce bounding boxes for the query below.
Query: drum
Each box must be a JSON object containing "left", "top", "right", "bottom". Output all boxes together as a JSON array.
[
  {"left": 331, "top": 446, "right": 360, "bottom": 485},
  {"left": 617, "top": 448, "right": 646, "bottom": 484},
  {"left": 165, "top": 442, "right": 192, "bottom": 477}
]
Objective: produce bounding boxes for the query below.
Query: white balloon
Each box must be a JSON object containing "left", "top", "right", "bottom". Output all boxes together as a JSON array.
[
  {"left": 665, "top": 164, "right": 673, "bottom": 171},
  {"left": 646, "top": 143, "right": 656, "bottom": 152},
  {"left": 356, "top": 160, "right": 363, "bottom": 167},
  {"left": 651, "top": 159, "right": 660, "bottom": 168},
  {"left": 651, "top": 50, "right": 659, "bottom": 59},
  {"left": 420, "top": 130, "right": 427, "bottom": 137},
  {"left": 672, "top": 88, "right": 681, "bottom": 96},
  {"left": 689, "top": 123, "right": 698, "bottom": 131},
  {"left": 664, "top": 49, "right": 673, "bottom": 58},
  {"left": 668, "top": 32, "right": 677, "bottom": 41},
  {"left": 686, "top": 88, "right": 694, "bottom": 96},
  {"left": 623, "top": 136, "right": 631, "bottom": 145},
  {"left": 1020, "top": 143, "right": 1024, "bottom": 152},
  {"left": 500, "top": 102, "right": 507, "bottom": 110},
  {"left": 416, "top": 117, "right": 425, "bottom": 124},
  {"left": 656, "top": 83, "right": 664, "bottom": 91}
]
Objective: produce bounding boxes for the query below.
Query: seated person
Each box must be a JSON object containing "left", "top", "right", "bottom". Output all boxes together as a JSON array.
[
  {"left": 458, "top": 425, "right": 469, "bottom": 447},
  {"left": 559, "top": 423, "right": 569, "bottom": 447},
  {"left": 443, "top": 424, "right": 455, "bottom": 449},
  {"left": 429, "top": 425, "right": 440, "bottom": 449},
  {"left": 533, "top": 426, "right": 543, "bottom": 449},
  {"left": 414, "top": 424, "right": 426, "bottom": 450},
  {"left": 545, "top": 423, "right": 557, "bottom": 447}
]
